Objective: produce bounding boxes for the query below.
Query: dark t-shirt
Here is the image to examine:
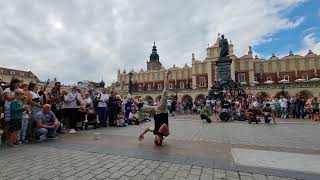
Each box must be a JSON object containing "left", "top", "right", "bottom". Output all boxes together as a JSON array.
[
  {"left": 221, "top": 100, "right": 231, "bottom": 109},
  {"left": 108, "top": 95, "right": 116, "bottom": 108}
]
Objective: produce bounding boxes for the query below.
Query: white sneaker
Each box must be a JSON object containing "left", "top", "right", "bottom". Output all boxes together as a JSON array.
[{"left": 69, "top": 129, "right": 77, "bottom": 134}]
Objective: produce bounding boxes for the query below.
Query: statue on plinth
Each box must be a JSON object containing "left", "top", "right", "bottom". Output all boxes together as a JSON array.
[{"left": 219, "top": 34, "right": 229, "bottom": 58}]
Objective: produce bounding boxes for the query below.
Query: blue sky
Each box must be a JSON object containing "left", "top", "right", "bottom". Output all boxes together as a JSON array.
[{"left": 255, "top": 0, "right": 320, "bottom": 58}]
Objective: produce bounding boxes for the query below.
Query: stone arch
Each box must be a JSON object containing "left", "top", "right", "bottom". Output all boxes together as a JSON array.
[
  {"left": 144, "top": 95, "right": 153, "bottom": 104},
  {"left": 181, "top": 94, "right": 192, "bottom": 104},
  {"left": 256, "top": 91, "right": 270, "bottom": 100},
  {"left": 297, "top": 90, "right": 313, "bottom": 99},
  {"left": 169, "top": 94, "right": 177, "bottom": 100},
  {"left": 275, "top": 91, "right": 290, "bottom": 98},
  {"left": 156, "top": 95, "right": 162, "bottom": 101},
  {"left": 195, "top": 94, "right": 206, "bottom": 102}
]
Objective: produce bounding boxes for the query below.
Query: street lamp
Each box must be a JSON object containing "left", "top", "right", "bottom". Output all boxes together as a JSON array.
[{"left": 128, "top": 72, "right": 133, "bottom": 95}]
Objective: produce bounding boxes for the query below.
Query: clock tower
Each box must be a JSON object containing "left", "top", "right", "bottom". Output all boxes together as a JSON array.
[{"left": 147, "top": 41, "right": 162, "bottom": 70}]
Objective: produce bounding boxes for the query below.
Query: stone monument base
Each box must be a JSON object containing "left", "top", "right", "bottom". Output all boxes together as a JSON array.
[
  {"left": 216, "top": 56, "right": 232, "bottom": 81},
  {"left": 208, "top": 56, "right": 245, "bottom": 100}
]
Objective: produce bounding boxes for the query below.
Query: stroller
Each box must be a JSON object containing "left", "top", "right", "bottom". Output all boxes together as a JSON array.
[{"left": 84, "top": 107, "right": 99, "bottom": 130}]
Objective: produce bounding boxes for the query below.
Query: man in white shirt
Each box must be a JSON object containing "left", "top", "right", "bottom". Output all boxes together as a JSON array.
[
  {"left": 97, "top": 88, "right": 109, "bottom": 127},
  {"left": 279, "top": 96, "right": 288, "bottom": 118}
]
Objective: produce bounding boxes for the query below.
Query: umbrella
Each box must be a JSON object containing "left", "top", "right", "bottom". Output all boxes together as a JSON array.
[
  {"left": 309, "top": 78, "right": 320, "bottom": 82},
  {"left": 240, "top": 82, "right": 247, "bottom": 85},
  {"left": 295, "top": 78, "right": 305, "bottom": 82},
  {"left": 264, "top": 80, "right": 274, "bottom": 84},
  {"left": 252, "top": 81, "right": 260, "bottom": 84},
  {"left": 279, "top": 79, "right": 289, "bottom": 83}
]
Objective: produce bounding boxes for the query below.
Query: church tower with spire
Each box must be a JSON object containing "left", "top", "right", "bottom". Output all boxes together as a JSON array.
[{"left": 147, "top": 41, "right": 162, "bottom": 70}]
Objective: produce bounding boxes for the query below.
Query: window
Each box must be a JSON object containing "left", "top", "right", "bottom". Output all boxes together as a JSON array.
[
  {"left": 267, "top": 76, "right": 272, "bottom": 81},
  {"left": 284, "top": 75, "right": 289, "bottom": 81},
  {"left": 10, "top": 71, "right": 15, "bottom": 75},
  {"left": 169, "top": 83, "right": 173, "bottom": 89},
  {"left": 158, "top": 84, "right": 162, "bottom": 90},
  {"left": 199, "top": 77, "right": 206, "bottom": 87},
  {"left": 180, "top": 82, "right": 184, "bottom": 89},
  {"left": 254, "top": 76, "right": 258, "bottom": 81},
  {"left": 303, "top": 74, "right": 308, "bottom": 81},
  {"left": 148, "top": 84, "right": 152, "bottom": 91},
  {"left": 138, "top": 85, "right": 142, "bottom": 91},
  {"left": 30, "top": 74, "right": 34, "bottom": 78},
  {"left": 20, "top": 72, "right": 24, "bottom": 76},
  {"left": 0, "top": 69, "right": 3, "bottom": 73},
  {"left": 238, "top": 73, "right": 245, "bottom": 82}
]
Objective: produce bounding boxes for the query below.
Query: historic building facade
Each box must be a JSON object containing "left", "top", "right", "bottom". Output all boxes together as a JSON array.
[
  {"left": 115, "top": 35, "right": 320, "bottom": 102},
  {"left": 0, "top": 67, "right": 39, "bottom": 84}
]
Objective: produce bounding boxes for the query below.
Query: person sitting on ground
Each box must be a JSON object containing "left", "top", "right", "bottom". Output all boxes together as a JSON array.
[
  {"left": 129, "top": 107, "right": 139, "bottom": 125},
  {"left": 116, "top": 111, "right": 126, "bottom": 127},
  {"left": 246, "top": 105, "right": 260, "bottom": 124},
  {"left": 33, "top": 104, "right": 60, "bottom": 141},
  {"left": 200, "top": 104, "right": 213, "bottom": 123},
  {"left": 138, "top": 71, "right": 171, "bottom": 146}
]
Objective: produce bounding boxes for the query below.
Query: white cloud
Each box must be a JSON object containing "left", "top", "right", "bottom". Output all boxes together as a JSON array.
[
  {"left": 0, "top": 0, "right": 306, "bottom": 85},
  {"left": 297, "top": 33, "right": 320, "bottom": 55}
]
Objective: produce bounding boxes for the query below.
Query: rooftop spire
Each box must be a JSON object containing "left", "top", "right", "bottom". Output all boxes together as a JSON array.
[{"left": 150, "top": 41, "right": 159, "bottom": 62}]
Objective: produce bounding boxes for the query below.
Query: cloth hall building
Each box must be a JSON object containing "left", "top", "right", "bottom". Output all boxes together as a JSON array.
[{"left": 114, "top": 36, "right": 320, "bottom": 102}]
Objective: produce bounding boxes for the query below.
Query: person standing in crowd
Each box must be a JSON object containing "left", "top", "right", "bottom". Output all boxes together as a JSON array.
[
  {"left": 279, "top": 96, "right": 288, "bottom": 118},
  {"left": 96, "top": 88, "right": 109, "bottom": 127},
  {"left": 169, "top": 98, "right": 177, "bottom": 116},
  {"left": 64, "top": 86, "right": 83, "bottom": 134},
  {"left": 38, "top": 80, "right": 49, "bottom": 105},
  {"left": 49, "top": 82, "right": 62, "bottom": 132},
  {"left": 108, "top": 91, "right": 117, "bottom": 126},
  {"left": 295, "top": 95, "right": 304, "bottom": 119},
  {"left": 124, "top": 96, "right": 134, "bottom": 124},
  {"left": 33, "top": 104, "right": 60, "bottom": 140},
  {"left": 83, "top": 92, "right": 93, "bottom": 108},
  {"left": 20, "top": 96, "right": 30, "bottom": 143},
  {"left": 27, "top": 82, "right": 42, "bottom": 139},
  {"left": 2, "top": 79, "right": 21, "bottom": 144},
  {"left": 7, "top": 90, "right": 25, "bottom": 146}
]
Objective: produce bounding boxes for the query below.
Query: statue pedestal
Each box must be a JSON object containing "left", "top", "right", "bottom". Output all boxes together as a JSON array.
[
  {"left": 216, "top": 56, "right": 232, "bottom": 81},
  {"left": 208, "top": 56, "right": 245, "bottom": 100}
]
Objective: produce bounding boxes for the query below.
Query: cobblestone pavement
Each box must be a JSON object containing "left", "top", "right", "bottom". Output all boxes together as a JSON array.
[
  {"left": 0, "top": 115, "right": 319, "bottom": 180},
  {"left": 84, "top": 115, "right": 320, "bottom": 150},
  {"left": 0, "top": 145, "right": 296, "bottom": 180}
]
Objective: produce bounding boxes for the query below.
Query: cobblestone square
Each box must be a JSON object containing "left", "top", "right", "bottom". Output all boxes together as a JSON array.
[{"left": 1, "top": 116, "right": 320, "bottom": 180}]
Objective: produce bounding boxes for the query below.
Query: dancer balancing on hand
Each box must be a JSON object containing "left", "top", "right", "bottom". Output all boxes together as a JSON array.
[{"left": 138, "top": 71, "right": 170, "bottom": 146}]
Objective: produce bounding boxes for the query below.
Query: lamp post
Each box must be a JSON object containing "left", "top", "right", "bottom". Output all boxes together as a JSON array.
[{"left": 128, "top": 72, "right": 133, "bottom": 95}]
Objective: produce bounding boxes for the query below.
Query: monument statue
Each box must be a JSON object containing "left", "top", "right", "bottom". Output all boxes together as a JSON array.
[
  {"left": 208, "top": 34, "right": 245, "bottom": 100},
  {"left": 219, "top": 34, "right": 229, "bottom": 58}
]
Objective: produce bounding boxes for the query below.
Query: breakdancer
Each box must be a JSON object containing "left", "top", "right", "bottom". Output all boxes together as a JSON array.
[{"left": 138, "top": 71, "right": 170, "bottom": 146}]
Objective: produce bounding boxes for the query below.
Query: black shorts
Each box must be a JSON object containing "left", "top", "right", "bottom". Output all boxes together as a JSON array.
[{"left": 9, "top": 119, "right": 22, "bottom": 132}]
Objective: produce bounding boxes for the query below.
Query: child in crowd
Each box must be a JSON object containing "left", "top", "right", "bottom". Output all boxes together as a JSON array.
[
  {"left": 129, "top": 108, "right": 139, "bottom": 125},
  {"left": 77, "top": 104, "right": 86, "bottom": 130},
  {"left": 20, "top": 96, "right": 30, "bottom": 143},
  {"left": 84, "top": 104, "right": 99, "bottom": 129},
  {"left": 116, "top": 111, "right": 126, "bottom": 127},
  {"left": 7, "top": 90, "right": 25, "bottom": 146}
]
